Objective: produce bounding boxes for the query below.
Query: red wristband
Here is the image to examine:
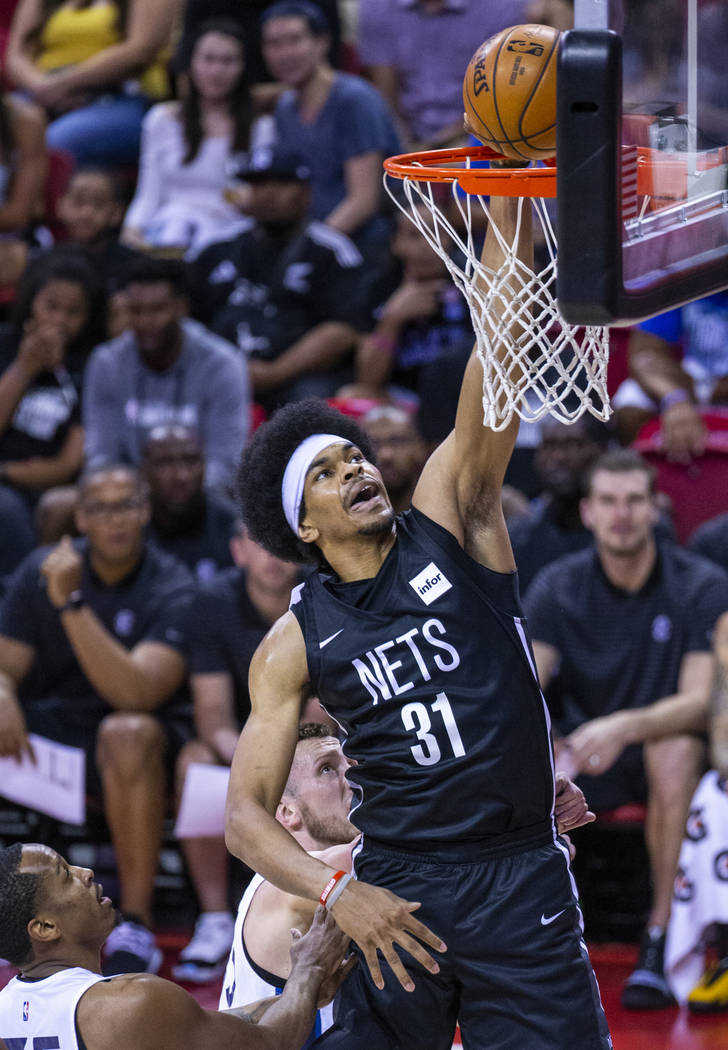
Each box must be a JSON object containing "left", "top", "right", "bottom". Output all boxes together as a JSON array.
[{"left": 319, "top": 870, "right": 347, "bottom": 907}]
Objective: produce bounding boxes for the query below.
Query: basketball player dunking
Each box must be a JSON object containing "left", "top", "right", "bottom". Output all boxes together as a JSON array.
[{"left": 227, "top": 189, "right": 613, "bottom": 1049}]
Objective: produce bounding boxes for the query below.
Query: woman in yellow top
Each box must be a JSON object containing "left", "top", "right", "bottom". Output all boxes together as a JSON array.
[{"left": 5, "top": 0, "right": 180, "bottom": 166}]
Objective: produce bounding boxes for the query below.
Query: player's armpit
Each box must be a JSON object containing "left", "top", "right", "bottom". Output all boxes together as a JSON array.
[{"left": 330, "top": 878, "right": 447, "bottom": 992}]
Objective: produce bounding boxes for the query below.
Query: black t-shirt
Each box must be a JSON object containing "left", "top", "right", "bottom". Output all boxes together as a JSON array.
[
  {"left": 148, "top": 494, "right": 237, "bottom": 583},
  {"left": 508, "top": 499, "right": 594, "bottom": 595},
  {"left": 189, "top": 222, "right": 366, "bottom": 360},
  {"left": 185, "top": 566, "right": 271, "bottom": 724},
  {"left": 291, "top": 507, "right": 554, "bottom": 853},
  {"left": 0, "top": 540, "right": 195, "bottom": 721},
  {"left": 0, "top": 328, "right": 81, "bottom": 463},
  {"left": 524, "top": 542, "right": 728, "bottom": 734},
  {"left": 688, "top": 512, "right": 728, "bottom": 573}
]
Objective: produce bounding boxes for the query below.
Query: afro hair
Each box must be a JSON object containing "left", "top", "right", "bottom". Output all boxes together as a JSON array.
[
  {"left": 237, "top": 398, "right": 375, "bottom": 565},
  {"left": 0, "top": 843, "right": 44, "bottom": 967}
]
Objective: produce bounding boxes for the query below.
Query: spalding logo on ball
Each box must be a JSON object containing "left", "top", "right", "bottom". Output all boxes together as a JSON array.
[{"left": 463, "top": 24, "right": 559, "bottom": 162}]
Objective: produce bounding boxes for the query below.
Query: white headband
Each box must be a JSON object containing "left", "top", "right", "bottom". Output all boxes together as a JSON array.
[{"left": 281, "top": 434, "right": 347, "bottom": 534}]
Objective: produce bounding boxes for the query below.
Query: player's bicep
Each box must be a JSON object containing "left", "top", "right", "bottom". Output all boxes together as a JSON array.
[{"left": 226, "top": 613, "right": 308, "bottom": 826}]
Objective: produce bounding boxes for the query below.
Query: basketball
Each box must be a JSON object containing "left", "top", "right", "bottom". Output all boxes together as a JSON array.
[{"left": 463, "top": 24, "right": 559, "bottom": 162}]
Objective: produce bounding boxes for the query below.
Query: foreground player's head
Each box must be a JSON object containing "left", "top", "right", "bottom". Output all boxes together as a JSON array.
[
  {"left": 0, "top": 844, "right": 116, "bottom": 969},
  {"left": 277, "top": 723, "right": 356, "bottom": 851},
  {"left": 238, "top": 398, "right": 394, "bottom": 566}
]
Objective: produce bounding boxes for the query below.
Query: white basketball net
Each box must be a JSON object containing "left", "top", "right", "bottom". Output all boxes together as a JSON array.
[{"left": 384, "top": 169, "right": 611, "bottom": 431}]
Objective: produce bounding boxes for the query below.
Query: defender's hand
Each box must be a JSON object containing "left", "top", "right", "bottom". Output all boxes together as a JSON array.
[
  {"left": 41, "top": 536, "right": 82, "bottom": 609},
  {"left": 289, "top": 905, "right": 356, "bottom": 1007},
  {"left": 329, "top": 878, "right": 447, "bottom": 992},
  {"left": 554, "top": 772, "right": 595, "bottom": 833}
]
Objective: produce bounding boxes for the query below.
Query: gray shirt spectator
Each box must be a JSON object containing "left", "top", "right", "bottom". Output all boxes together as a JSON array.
[
  {"left": 83, "top": 258, "right": 249, "bottom": 493},
  {"left": 358, "top": 0, "right": 531, "bottom": 148}
]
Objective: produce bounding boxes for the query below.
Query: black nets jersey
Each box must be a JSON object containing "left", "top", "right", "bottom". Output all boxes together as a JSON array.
[{"left": 290, "top": 507, "right": 555, "bottom": 853}]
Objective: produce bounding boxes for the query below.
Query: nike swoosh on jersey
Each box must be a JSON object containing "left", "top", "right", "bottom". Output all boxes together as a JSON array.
[
  {"left": 540, "top": 908, "right": 567, "bottom": 926},
  {"left": 319, "top": 628, "right": 344, "bottom": 649}
]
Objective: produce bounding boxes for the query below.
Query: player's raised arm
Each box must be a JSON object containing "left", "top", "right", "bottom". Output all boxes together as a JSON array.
[{"left": 413, "top": 170, "right": 533, "bottom": 570}]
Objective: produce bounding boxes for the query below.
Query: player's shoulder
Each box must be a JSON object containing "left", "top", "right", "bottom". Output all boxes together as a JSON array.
[
  {"left": 77, "top": 973, "right": 200, "bottom": 1047},
  {"left": 250, "top": 607, "right": 307, "bottom": 679}
]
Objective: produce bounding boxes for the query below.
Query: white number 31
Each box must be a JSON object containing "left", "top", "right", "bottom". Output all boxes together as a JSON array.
[{"left": 401, "top": 692, "right": 466, "bottom": 766}]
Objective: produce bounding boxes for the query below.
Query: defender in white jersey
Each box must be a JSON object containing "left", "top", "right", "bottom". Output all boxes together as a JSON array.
[
  {"left": 0, "top": 842, "right": 354, "bottom": 1050},
  {"left": 221, "top": 724, "right": 358, "bottom": 1046}
]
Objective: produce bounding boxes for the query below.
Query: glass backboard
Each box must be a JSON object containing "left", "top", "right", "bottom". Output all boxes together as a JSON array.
[{"left": 556, "top": 0, "right": 728, "bottom": 325}]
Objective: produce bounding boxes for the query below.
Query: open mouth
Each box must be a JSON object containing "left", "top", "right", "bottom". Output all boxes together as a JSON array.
[{"left": 349, "top": 480, "right": 380, "bottom": 511}]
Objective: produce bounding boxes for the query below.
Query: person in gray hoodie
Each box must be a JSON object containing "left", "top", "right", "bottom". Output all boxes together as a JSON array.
[{"left": 83, "top": 257, "right": 250, "bottom": 495}]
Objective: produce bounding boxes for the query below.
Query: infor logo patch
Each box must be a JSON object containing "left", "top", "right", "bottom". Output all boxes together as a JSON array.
[{"left": 409, "top": 563, "right": 452, "bottom": 605}]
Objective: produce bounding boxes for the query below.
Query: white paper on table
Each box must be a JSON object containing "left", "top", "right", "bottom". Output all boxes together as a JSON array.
[
  {"left": 0, "top": 734, "right": 86, "bottom": 825},
  {"left": 174, "top": 762, "right": 230, "bottom": 839}
]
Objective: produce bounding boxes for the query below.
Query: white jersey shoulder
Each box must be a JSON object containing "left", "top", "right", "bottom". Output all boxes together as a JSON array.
[
  {"left": 219, "top": 873, "right": 333, "bottom": 1035},
  {"left": 0, "top": 966, "right": 107, "bottom": 1049}
]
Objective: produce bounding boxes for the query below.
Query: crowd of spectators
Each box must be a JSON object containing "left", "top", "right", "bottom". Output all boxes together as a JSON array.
[{"left": 0, "top": 0, "right": 728, "bottom": 1020}]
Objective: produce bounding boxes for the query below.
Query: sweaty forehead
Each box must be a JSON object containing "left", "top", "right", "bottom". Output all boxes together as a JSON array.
[
  {"left": 20, "top": 844, "right": 58, "bottom": 877},
  {"left": 299, "top": 736, "right": 342, "bottom": 765}
]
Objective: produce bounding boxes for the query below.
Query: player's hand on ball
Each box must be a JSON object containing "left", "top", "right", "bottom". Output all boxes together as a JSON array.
[
  {"left": 554, "top": 772, "right": 595, "bottom": 833},
  {"left": 329, "top": 878, "right": 447, "bottom": 992}
]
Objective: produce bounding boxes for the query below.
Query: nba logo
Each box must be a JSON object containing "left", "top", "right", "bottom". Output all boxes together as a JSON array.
[{"left": 22, "top": 1000, "right": 30, "bottom": 1021}]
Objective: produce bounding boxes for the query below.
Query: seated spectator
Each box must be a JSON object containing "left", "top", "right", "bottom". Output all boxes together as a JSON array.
[
  {"left": 508, "top": 416, "right": 610, "bottom": 593},
  {"left": 5, "top": 0, "right": 179, "bottom": 167},
  {"left": 0, "top": 842, "right": 352, "bottom": 1050},
  {"left": 260, "top": 0, "right": 400, "bottom": 256},
  {"left": 83, "top": 255, "right": 249, "bottom": 494},
  {"left": 190, "top": 143, "right": 363, "bottom": 409},
  {"left": 122, "top": 20, "right": 274, "bottom": 259},
  {"left": 612, "top": 290, "right": 728, "bottom": 456},
  {"left": 525, "top": 448, "right": 728, "bottom": 1010},
  {"left": 0, "top": 464, "right": 196, "bottom": 975},
  {"left": 55, "top": 167, "right": 142, "bottom": 335},
  {"left": 142, "top": 423, "right": 237, "bottom": 581},
  {"left": 665, "top": 611, "right": 728, "bottom": 1011},
  {"left": 689, "top": 511, "right": 728, "bottom": 573},
  {"left": 349, "top": 201, "right": 473, "bottom": 417},
  {"left": 359, "top": 0, "right": 533, "bottom": 151},
  {"left": 173, "top": 521, "right": 299, "bottom": 983},
  {"left": 0, "top": 92, "right": 47, "bottom": 291},
  {"left": 174, "top": 0, "right": 342, "bottom": 87},
  {"left": 0, "top": 248, "right": 105, "bottom": 583},
  {"left": 359, "top": 404, "right": 427, "bottom": 514}
]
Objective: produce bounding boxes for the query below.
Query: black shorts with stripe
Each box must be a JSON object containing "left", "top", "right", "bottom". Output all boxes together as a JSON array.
[{"left": 314, "top": 837, "right": 612, "bottom": 1050}]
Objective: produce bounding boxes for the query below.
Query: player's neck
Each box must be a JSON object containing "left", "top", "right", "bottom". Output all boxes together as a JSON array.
[
  {"left": 21, "top": 950, "right": 101, "bottom": 979},
  {"left": 597, "top": 535, "right": 657, "bottom": 592},
  {"left": 321, "top": 525, "right": 397, "bottom": 583}
]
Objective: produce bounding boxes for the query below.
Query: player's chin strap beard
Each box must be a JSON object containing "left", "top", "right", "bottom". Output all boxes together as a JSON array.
[{"left": 281, "top": 433, "right": 348, "bottom": 535}]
